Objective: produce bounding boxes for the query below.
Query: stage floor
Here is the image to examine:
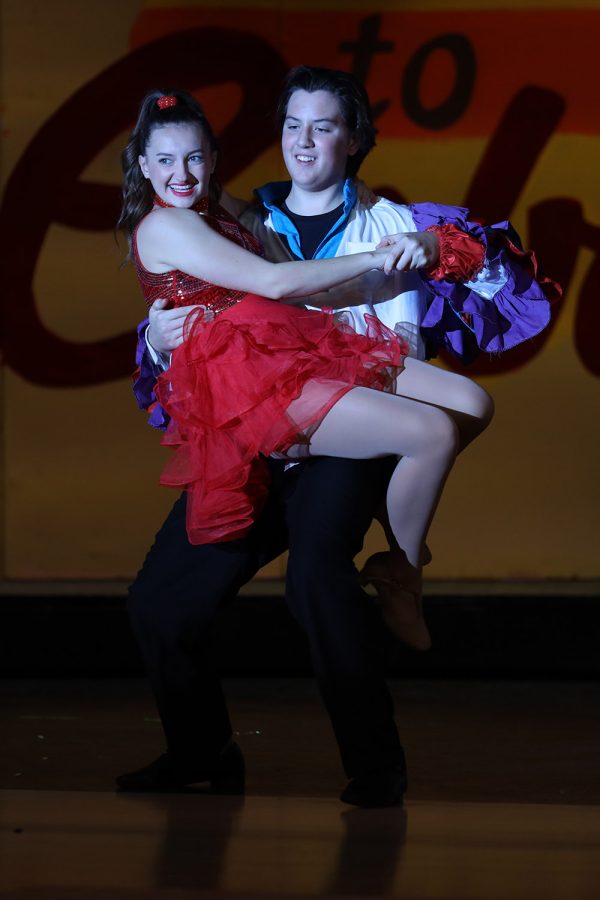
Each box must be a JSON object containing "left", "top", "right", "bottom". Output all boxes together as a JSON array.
[
  {"left": 1, "top": 678, "right": 600, "bottom": 898},
  {"left": 3, "top": 790, "right": 600, "bottom": 899}
]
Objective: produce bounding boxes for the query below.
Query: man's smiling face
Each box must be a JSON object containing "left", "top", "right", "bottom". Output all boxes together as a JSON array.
[{"left": 281, "top": 89, "right": 358, "bottom": 193}]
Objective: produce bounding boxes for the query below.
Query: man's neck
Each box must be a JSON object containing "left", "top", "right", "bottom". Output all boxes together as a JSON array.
[{"left": 284, "top": 182, "right": 345, "bottom": 217}]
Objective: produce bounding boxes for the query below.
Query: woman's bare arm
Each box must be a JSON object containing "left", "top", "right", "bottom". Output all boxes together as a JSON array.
[{"left": 137, "top": 208, "right": 401, "bottom": 300}]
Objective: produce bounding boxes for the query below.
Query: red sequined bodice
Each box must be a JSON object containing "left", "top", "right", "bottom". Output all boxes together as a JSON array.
[{"left": 133, "top": 199, "right": 263, "bottom": 313}]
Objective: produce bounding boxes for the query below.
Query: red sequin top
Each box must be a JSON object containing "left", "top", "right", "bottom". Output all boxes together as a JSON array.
[{"left": 132, "top": 197, "right": 264, "bottom": 313}]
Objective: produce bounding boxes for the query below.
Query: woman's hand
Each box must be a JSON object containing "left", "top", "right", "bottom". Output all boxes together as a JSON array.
[{"left": 376, "top": 231, "right": 440, "bottom": 273}]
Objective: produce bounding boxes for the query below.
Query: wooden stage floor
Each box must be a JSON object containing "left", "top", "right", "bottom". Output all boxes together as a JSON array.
[{"left": 1, "top": 677, "right": 600, "bottom": 898}]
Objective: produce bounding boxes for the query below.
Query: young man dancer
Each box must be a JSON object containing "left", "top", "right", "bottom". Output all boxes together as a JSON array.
[{"left": 120, "top": 67, "right": 548, "bottom": 806}]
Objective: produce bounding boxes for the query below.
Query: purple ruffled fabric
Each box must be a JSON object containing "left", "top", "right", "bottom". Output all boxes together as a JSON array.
[
  {"left": 132, "top": 318, "right": 170, "bottom": 429},
  {"left": 410, "top": 202, "right": 552, "bottom": 359}
]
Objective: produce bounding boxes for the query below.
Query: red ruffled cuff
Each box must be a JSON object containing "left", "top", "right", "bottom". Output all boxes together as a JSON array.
[{"left": 425, "top": 223, "right": 486, "bottom": 282}]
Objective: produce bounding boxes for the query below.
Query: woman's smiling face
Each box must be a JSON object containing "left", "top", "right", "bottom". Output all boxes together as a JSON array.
[{"left": 138, "top": 122, "right": 216, "bottom": 207}]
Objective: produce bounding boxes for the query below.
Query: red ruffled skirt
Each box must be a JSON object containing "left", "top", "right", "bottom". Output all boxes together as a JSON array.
[{"left": 155, "top": 294, "right": 407, "bottom": 544}]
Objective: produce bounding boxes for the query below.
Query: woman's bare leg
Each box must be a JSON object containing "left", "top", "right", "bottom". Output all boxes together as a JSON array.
[
  {"left": 394, "top": 357, "right": 494, "bottom": 452},
  {"left": 302, "top": 385, "right": 458, "bottom": 648},
  {"left": 371, "top": 356, "right": 494, "bottom": 574},
  {"left": 287, "top": 362, "right": 492, "bottom": 648},
  {"left": 298, "top": 384, "right": 460, "bottom": 569}
]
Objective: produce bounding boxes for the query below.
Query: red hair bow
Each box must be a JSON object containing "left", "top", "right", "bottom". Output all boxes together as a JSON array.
[{"left": 157, "top": 95, "right": 177, "bottom": 110}]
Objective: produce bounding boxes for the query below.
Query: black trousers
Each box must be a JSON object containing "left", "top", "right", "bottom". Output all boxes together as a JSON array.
[{"left": 127, "top": 456, "right": 405, "bottom": 778}]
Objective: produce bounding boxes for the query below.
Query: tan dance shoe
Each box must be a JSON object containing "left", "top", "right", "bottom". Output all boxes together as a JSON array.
[{"left": 359, "top": 551, "right": 432, "bottom": 651}]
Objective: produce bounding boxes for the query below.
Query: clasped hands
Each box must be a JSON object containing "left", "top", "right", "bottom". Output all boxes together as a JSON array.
[
  {"left": 146, "top": 230, "right": 439, "bottom": 356},
  {"left": 376, "top": 230, "right": 440, "bottom": 275}
]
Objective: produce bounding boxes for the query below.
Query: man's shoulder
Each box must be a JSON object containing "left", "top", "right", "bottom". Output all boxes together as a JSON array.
[
  {"left": 239, "top": 202, "right": 266, "bottom": 228},
  {"left": 350, "top": 196, "right": 416, "bottom": 232},
  {"left": 239, "top": 202, "right": 293, "bottom": 263}
]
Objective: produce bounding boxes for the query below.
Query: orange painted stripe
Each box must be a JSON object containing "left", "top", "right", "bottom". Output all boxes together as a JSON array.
[{"left": 130, "top": 8, "right": 600, "bottom": 137}]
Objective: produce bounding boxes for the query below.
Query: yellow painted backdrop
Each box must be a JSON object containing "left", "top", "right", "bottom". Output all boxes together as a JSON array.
[{"left": 1, "top": 0, "right": 599, "bottom": 581}]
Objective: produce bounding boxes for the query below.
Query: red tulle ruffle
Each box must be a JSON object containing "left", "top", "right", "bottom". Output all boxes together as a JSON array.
[{"left": 155, "top": 294, "right": 407, "bottom": 545}]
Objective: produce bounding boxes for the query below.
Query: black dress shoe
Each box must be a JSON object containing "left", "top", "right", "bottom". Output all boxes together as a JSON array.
[
  {"left": 115, "top": 742, "right": 245, "bottom": 794},
  {"left": 340, "top": 766, "right": 407, "bottom": 808}
]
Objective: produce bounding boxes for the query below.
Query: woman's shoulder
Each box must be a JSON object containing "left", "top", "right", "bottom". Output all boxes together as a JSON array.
[{"left": 138, "top": 205, "right": 201, "bottom": 235}]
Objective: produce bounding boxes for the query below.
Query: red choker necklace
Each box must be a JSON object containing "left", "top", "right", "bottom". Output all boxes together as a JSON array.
[{"left": 153, "top": 193, "right": 209, "bottom": 214}]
